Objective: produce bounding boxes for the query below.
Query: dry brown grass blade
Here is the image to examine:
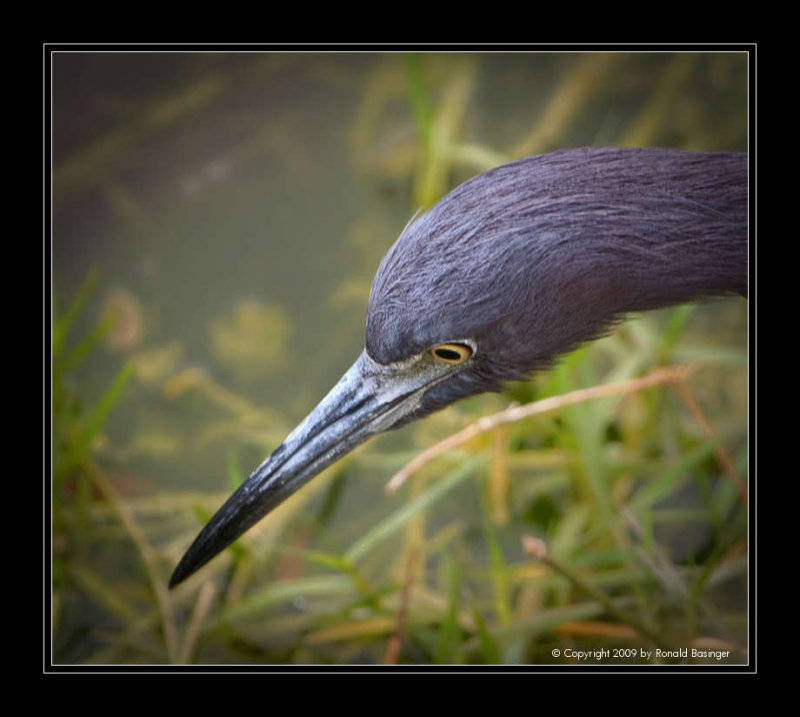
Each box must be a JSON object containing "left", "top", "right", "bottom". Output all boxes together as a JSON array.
[
  {"left": 619, "top": 53, "right": 698, "bottom": 148},
  {"left": 489, "top": 425, "right": 511, "bottom": 525},
  {"left": 671, "top": 378, "right": 747, "bottom": 506},
  {"left": 87, "top": 462, "right": 180, "bottom": 663},
  {"left": 510, "top": 54, "right": 623, "bottom": 158},
  {"left": 383, "top": 546, "right": 419, "bottom": 665},
  {"left": 178, "top": 581, "right": 217, "bottom": 664},
  {"left": 386, "top": 364, "right": 698, "bottom": 494},
  {"left": 521, "top": 535, "right": 671, "bottom": 651},
  {"left": 556, "top": 620, "right": 640, "bottom": 641}
]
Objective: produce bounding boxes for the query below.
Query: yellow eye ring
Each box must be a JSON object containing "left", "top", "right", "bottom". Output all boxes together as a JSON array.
[{"left": 429, "top": 343, "right": 473, "bottom": 365}]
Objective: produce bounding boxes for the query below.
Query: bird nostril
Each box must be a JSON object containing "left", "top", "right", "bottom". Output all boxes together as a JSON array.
[{"left": 430, "top": 343, "right": 473, "bottom": 364}]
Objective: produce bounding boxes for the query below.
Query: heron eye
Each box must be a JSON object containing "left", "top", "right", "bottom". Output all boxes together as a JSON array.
[{"left": 430, "top": 343, "right": 473, "bottom": 365}]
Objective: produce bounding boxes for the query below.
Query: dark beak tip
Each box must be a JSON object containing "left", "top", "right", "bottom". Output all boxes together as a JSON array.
[
  {"left": 168, "top": 554, "right": 194, "bottom": 589},
  {"left": 167, "top": 570, "right": 183, "bottom": 590}
]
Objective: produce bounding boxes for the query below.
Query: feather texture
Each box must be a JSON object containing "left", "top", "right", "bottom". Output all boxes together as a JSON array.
[{"left": 366, "top": 147, "right": 747, "bottom": 420}]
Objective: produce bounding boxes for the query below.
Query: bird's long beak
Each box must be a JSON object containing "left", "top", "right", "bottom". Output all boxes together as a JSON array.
[{"left": 169, "top": 350, "right": 436, "bottom": 588}]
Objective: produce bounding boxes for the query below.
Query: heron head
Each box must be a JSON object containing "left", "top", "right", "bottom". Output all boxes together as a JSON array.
[
  {"left": 169, "top": 152, "right": 620, "bottom": 588},
  {"left": 170, "top": 147, "right": 746, "bottom": 588}
]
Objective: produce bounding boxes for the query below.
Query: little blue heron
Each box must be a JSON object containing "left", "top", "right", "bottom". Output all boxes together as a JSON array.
[{"left": 170, "top": 146, "right": 747, "bottom": 588}]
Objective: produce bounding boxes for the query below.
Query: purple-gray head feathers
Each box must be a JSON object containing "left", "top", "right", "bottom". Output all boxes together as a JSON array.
[{"left": 366, "top": 147, "right": 746, "bottom": 418}]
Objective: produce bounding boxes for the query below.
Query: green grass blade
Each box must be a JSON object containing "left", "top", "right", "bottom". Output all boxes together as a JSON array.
[
  {"left": 492, "top": 601, "right": 610, "bottom": 641},
  {"left": 59, "top": 310, "right": 115, "bottom": 376},
  {"left": 658, "top": 304, "right": 695, "bottom": 360},
  {"left": 55, "top": 361, "right": 134, "bottom": 478},
  {"left": 212, "top": 575, "right": 354, "bottom": 627},
  {"left": 434, "top": 548, "right": 460, "bottom": 664},
  {"left": 273, "top": 545, "right": 372, "bottom": 595},
  {"left": 404, "top": 54, "right": 433, "bottom": 146},
  {"left": 630, "top": 435, "right": 725, "bottom": 513},
  {"left": 225, "top": 445, "right": 245, "bottom": 491},
  {"left": 53, "top": 267, "right": 100, "bottom": 360},
  {"left": 479, "top": 486, "right": 510, "bottom": 625},
  {"left": 472, "top": 607, "right": 500, "bottom": 664},
  {"left": 345, "top": 457, "right": 483, "bottom": 564}
]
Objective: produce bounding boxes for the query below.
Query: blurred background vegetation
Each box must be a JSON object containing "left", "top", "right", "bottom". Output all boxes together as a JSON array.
[{"left": 50, "top": 51, "right": 749, "bottom": 666}]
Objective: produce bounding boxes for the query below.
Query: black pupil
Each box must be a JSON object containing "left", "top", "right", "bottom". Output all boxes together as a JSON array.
[{"left": 435, "top": 348, "right": 463, "bottom": 361}]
